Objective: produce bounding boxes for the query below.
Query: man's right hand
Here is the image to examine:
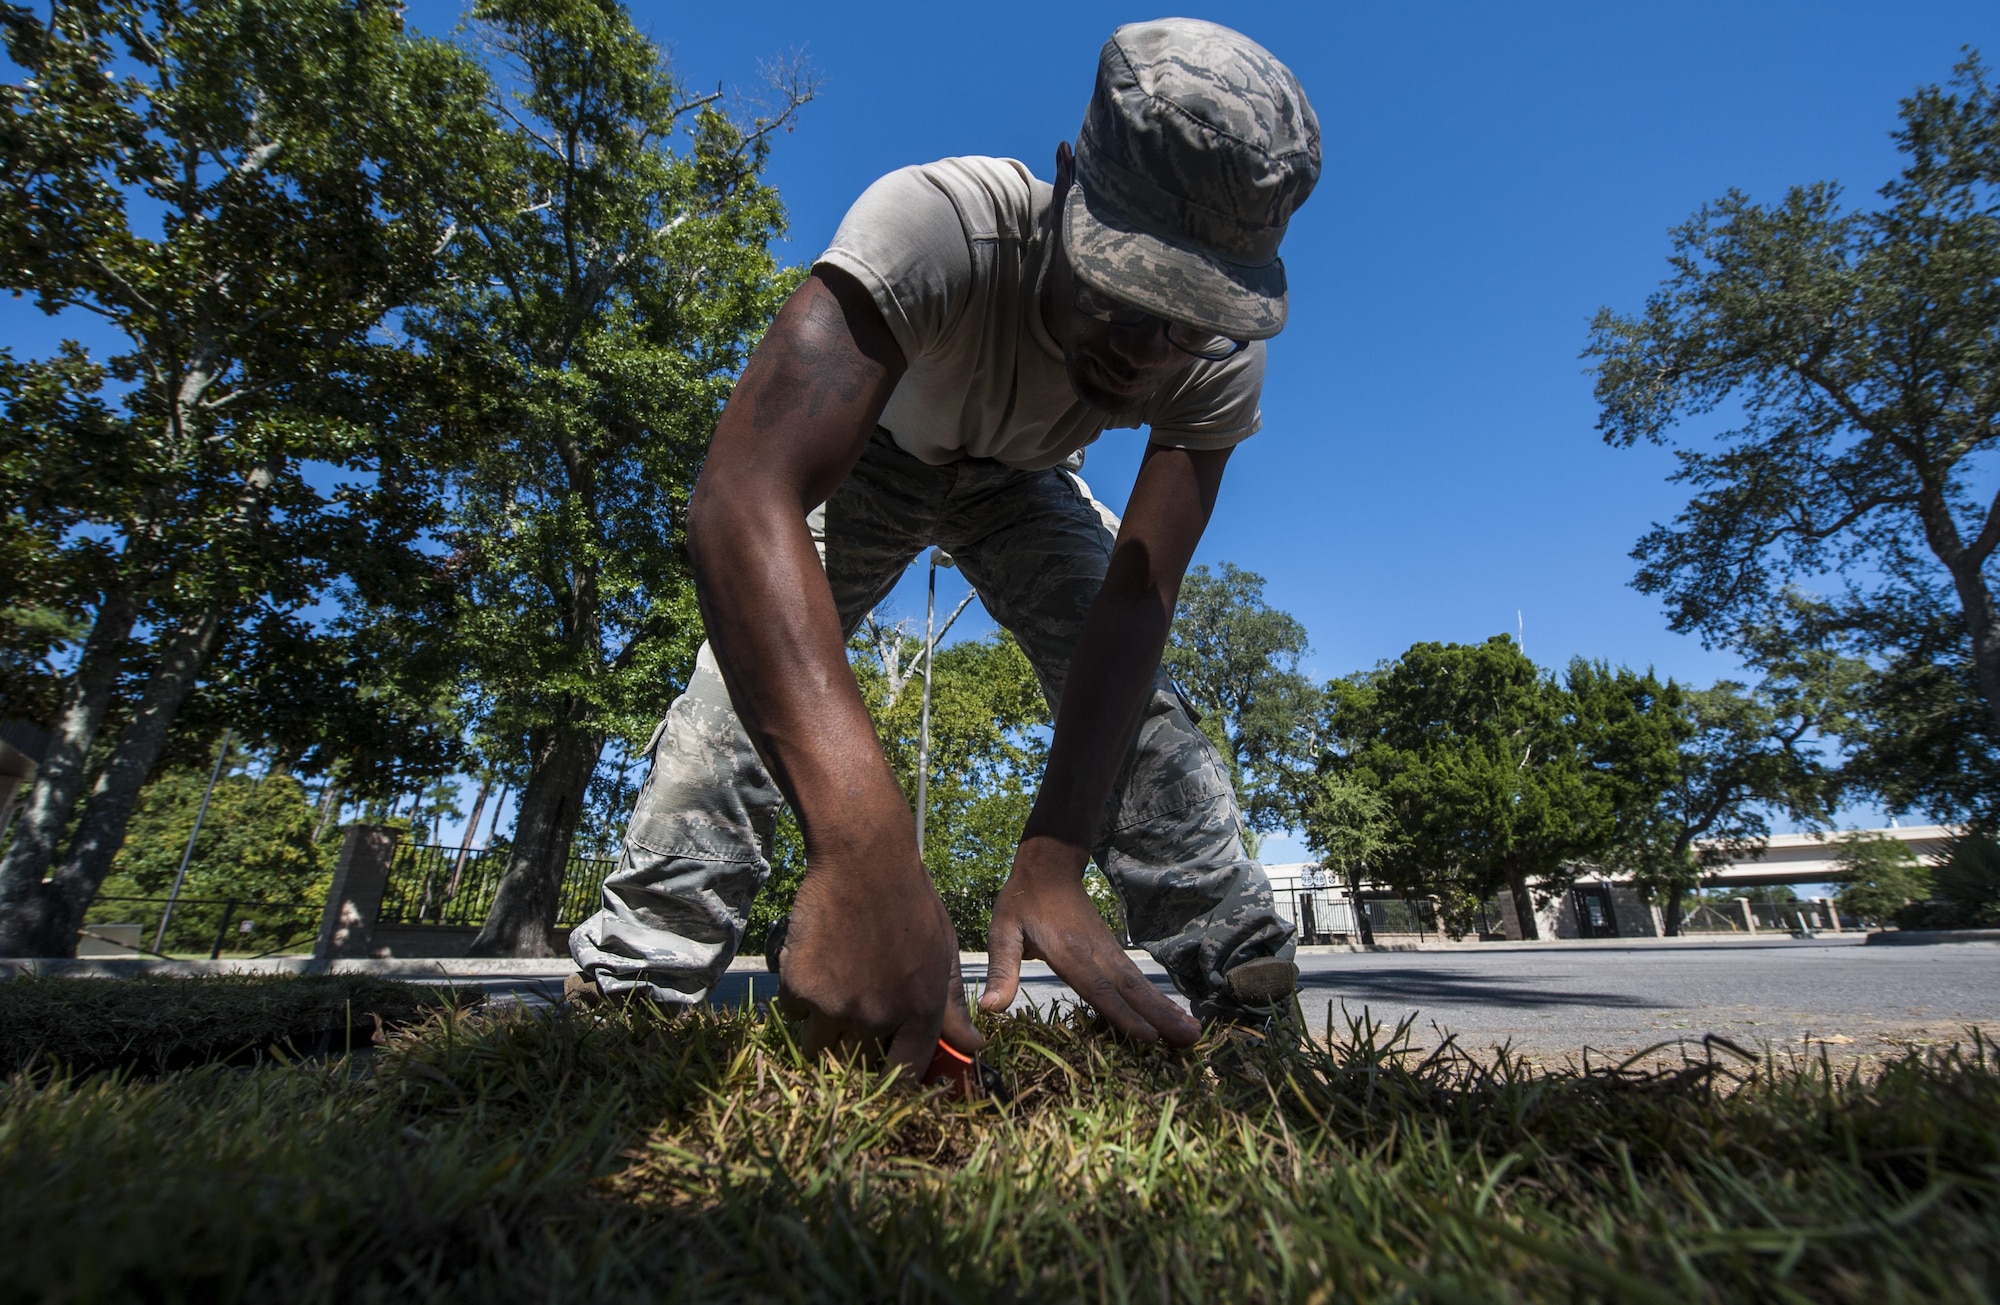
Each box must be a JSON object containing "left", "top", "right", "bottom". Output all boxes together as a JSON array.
[
  {"left": 775, "top": 853, "right": 986, "bottom": 1074},
  {"left": 689, "top": 266, "right": 964, "bottom": 1074}
]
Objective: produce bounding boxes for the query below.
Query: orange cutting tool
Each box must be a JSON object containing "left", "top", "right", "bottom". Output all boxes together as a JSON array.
[{"left": 923, "top": 1038, "right": 1010, "bottom": 1104}]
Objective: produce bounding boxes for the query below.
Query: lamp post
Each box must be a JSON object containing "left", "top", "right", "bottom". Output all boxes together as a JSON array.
[{"left": 914, "top": 547, "right": 954, "bottom": 853}]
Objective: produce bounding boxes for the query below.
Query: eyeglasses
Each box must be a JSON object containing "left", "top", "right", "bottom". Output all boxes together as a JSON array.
[{"left": 1071, "top": 280, "right": 1247, "bottom": 362}]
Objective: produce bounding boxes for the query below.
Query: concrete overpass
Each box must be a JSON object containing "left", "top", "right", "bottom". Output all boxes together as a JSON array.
[{"left": 1696, "top": 825, "right": 1953, "bottom": 888}]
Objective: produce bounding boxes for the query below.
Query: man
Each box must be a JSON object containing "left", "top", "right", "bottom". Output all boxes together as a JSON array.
[{"left": 569, "top": 17, "right": 1321, "bottom": 1071}]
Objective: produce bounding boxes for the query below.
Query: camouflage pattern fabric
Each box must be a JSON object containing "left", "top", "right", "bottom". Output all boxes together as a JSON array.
[
  {"left": 1065, "top": 17, "right": 1321, "bottom": 341},
  {"left": 569, "top": 431, "right": 1296, "bottom": 1006}
]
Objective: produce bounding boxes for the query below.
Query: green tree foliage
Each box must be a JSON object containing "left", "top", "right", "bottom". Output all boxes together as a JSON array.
[
  {"left": 1834, "top": 832, "right": 1934, "bottom": 927},
  {"left": 91, "top": 757, "right": 329, "bottom": 953},
  {"left": 1576, "top": 666, "right": 1833, "bottom": 933},
  {"left": 1163, "top": 563, "right": 1318, "bottom": 841},
  {"left": 0, "top": 347, "right": 105, "bottom": 723},
  {"left": 1307, "top": 647, "right": 1832, "bottom": 939},
  {"left": 1297, "top": 774, "right": 1400, "bottom": 945},
  {"left": 0, "top": 0, "right": 489, "bottom": 955},
  {"left": 1566, "top": 661, "right": 1688, "bottom": 888},
  {"left": 1315, "top": 636, "right": 1603, "bottom": 939},
  {"left": 419, "top": 0, "right": 810, "bottom": 956},
  {"left": 1587, "top": 55, "right": 2000, "bottom": 824},
  {"left": 1896, "top": 833, "right": 2000, "bottom": 930},
  {"left": 855, "top": 629, "right": 1051, "bottom": 948}
]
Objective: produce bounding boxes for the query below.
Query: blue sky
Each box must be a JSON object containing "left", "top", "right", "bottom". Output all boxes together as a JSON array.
[
  {"left": 599, "top": 1, "right": 1994, "bottom": 856},
  {"left": 554, "top": 0, "right": 1998, "bottom": 686},
  {"left": 8, "top": 1, "right": 1995, "bottom": 853}
]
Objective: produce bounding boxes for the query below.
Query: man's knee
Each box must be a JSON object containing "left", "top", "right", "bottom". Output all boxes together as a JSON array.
[
  {"left": 623, "top": 652, "right": 781, "bottom": 865},
  {"left": 1099, "top": 683, "right": 1239, "bottom": 842}
]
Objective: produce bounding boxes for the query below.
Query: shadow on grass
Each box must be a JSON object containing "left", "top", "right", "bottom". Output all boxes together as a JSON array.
[
  {"left": 0, "top": 975, "right": 1994, "bottom": 1302},
  {"left": 0, "top": 974, "right": 482, "bottom": 1077}
]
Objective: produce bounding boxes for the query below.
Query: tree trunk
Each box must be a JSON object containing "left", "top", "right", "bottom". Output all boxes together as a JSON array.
[
  {"left": 1946, "top": 559, "right": 2000, "bottom": 746},
  {"left": 1912, "top": 479, "right": 2000, "bottom": 744},
  {"left": 312, "top": 783, "right": 345, "bottom": 844},
  {"left": 483, "top": 785, "right": 509, "bottom": 846},
  {"left": 1663, "top": 892, "right": 1685, "bottom": 937},
  {"left": 0, "top": 589, "right": 139, "bottom": 956},
  {"left": 448, "top": 777, "right": 492, "bottom": 894},
  {"left": 41, "top": 605, "right": 225, "bottom": 954},
  {"left": 467, "top": 725, "right": 603, "bottom": 957},
  {"left": 1345, "top": 865, "right": 1375, "bottom": 947},
  {"left": 1506, "top": 858, "right": 1540, "bottom": 940}
]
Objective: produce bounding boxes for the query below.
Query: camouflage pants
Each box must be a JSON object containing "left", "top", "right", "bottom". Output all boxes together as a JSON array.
[{"left": 569, "top": 432, "right": 1295, "bottom": 1005}]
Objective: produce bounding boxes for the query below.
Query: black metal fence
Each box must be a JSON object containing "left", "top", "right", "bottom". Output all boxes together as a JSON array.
[
  {"left": 1680, "top": 898, "right": 1853, "bottom": 934},
  {"left": 1268, "top": 875, "right": 1511, "bottom": 943},
  {"left": 376, "top": 843, "right": 615, "bottom": 931},
  {"left": 1270, "top": 876, "right": 1448, "bottom": 942},
  {"left": 81, "top": 895, "right": 323, "bottom": 959}
]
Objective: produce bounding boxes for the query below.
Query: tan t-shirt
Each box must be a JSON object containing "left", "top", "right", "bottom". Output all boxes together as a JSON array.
[{"left": 816, "top": 156, "right": 1265, "bottom": 472}]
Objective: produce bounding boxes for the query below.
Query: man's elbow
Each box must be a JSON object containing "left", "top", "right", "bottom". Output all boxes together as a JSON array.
[
  {"left": 685, "top": 469, "right": 738, "bottom": 582},
  {"left": 686, "top": 459, "right": 792, "bottom": 581}
]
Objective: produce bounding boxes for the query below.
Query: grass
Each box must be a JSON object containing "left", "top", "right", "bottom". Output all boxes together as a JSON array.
[
  {"left": 0, "top": 974, "right": 473, "bottom": 1076},
  {"left": 0, "top": 978, "right": 1993, "bottom": 1302}
]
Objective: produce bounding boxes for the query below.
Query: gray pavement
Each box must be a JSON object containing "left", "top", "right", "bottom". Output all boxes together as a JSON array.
[
  {"left": 636, "top": 934, "right": 2000, "bottom": 1062},
  {"left": 676, "top": 936, "right": 1994, "bottom": 1062},
  {"left": 1249, "top": 937, "right": 1999, "bottom": 1060}
]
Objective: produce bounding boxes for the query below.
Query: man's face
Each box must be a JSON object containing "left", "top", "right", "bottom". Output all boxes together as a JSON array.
[{"left": 1042, "top": 144, "right": 1190, "bottom": 416}]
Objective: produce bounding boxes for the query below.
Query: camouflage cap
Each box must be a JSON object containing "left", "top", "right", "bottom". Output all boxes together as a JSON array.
[{"left": 1065, "top": 18, "right": 1320, "bottom": 340}]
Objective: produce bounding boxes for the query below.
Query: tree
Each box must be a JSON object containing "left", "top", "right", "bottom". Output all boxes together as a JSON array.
[
  {"left": 854, "top": 628, "right": 1051, "bottom": 947},
  {"left": 426, "top": 0, "right": 811, "bottom": 955},
  {"left": 1571, "top": 664, "right": 1833, "bottom": 933},
  {"left": 1162, "top": 562, "right": 1318, "bottom": 842},
  {"left": 1316, "top": 636, "right": 1604, "bottom": 939},
  {"left": 1587, "top": 54, "right": 2000, "bottom": 824},
  {"left": 1895, "top": 832, "right": 2000, "bottom": 929},
  {"left": 0, "top": 0, "right": 489, "bottom": 955},
  {"left": 93, "top": 753, "right": 329, "bottom": 953},
  {"left": 1297, "top": 773, "right": 1399, "bottom": 945},
  {"left": 1834, "top": 831, "right": 1933, "bottom": 927}
]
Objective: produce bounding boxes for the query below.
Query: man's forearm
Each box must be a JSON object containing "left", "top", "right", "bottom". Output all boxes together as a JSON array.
[
  {"left": 688, "top": 488, "right": 914, "bottom": 860},
  {"left": 1021, "top": 443, "right": 1230, "bottom": 861},
  {"left": 684, "top": 269, "right": 914, "bottom": 870},
  {"left": 1021, "top": 557, "right": 1176, "bottom": 853}
]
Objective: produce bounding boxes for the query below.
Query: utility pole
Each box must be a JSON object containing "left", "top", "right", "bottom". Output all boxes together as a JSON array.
[
  {"left": 914, "top": 548, "right": 955, "bottom": 853},
  {"left": 155, "top": 727, "right": 231, "bottom": 954}
]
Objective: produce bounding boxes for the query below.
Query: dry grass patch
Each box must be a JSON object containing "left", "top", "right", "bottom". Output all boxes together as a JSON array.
[{"left": 0, "top": 976, "right": 1993, "bottom": 1302}]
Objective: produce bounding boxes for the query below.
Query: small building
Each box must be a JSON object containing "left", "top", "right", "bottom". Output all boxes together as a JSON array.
[
  {"left": 1263, "top": 825, "right": 1942, "bottom": 943},
  {"left": 1495, "top": 879, "right": 1662, "bottom": 940}
]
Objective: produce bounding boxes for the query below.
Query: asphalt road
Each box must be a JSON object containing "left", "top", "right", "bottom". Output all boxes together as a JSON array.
[
  {"left": 987, "top": 936, "right": 2000, "bottom": 1060},
  {"left": 482, "top": 935, "right": 1997, "bottom": 1061},
  {"left": 689, "top": 935, "right": 1999, "bottom": 1061}
]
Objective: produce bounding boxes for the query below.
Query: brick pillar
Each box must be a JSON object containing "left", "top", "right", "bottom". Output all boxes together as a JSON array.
[
  {"left": 314, "top": 824, "right": 397, "bottom": 960},
  {"left": 1735, "top": 896, "right": 1757, "bottom": 934}
]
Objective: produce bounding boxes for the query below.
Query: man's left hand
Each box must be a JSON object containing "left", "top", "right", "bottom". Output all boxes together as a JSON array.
[{"left": 978, "top": 835, "right": 1201, "bottom": 1046}]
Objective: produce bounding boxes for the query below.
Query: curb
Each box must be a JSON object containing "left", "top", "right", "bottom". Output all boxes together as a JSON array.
[
  {"left": 0, "top": 957, "right": 574, "bottom": 980},
  {"left": 4, "top": 932, "right": 1880, "bottom": 982},
  {"left": 1863, "top": 929, "right": 2000, "bottom": 946}
]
